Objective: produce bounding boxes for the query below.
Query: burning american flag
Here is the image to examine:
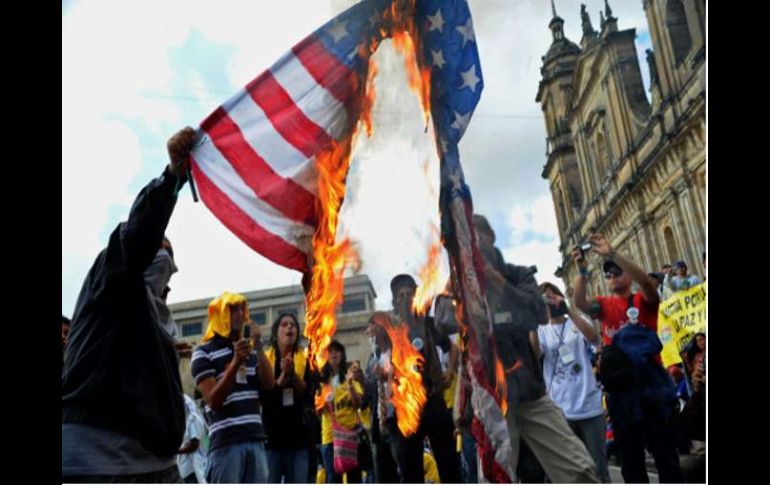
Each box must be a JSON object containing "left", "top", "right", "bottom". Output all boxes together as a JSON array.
[{"left": 188, "top": 0, "right": 513, "bottom": 480}]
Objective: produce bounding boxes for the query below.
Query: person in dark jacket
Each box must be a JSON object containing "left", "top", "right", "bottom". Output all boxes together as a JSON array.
[
  {"left": 473, "top": 214, "right": 599, "bottom": 483},
  {"left": 62, "top": 127, "right": 197, "bottom": 482}
]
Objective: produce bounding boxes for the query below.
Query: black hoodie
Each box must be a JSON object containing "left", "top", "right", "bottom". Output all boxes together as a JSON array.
[{"left": 62, "top": 167, "right": 185, "bottom": 457}]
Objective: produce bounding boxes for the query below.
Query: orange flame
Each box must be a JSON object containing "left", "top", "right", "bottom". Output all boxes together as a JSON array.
[
  {"left": 371, "top": 312, "right": 426, "bottom": 436},
  {"left": 315, "top": 383, "right": 333, "bottom": 413},
  {"left": 413, "top": 225, "right": 444, "bottom": 316},
  {"left": 454, "top": 291, "right": 509, "bottom": 417},
  {"left": 495, "top": 359, "right": 509, "bottom": 416},
  {"left": 384, "top": 0, "right": 432, "bottom": 123},
  {"left": 390, "top": 0, "right": 439, "bottom": 316},
  {"left": 361, "top": 46, "right": 379, "bottom": 137},
  {"left": 391, "top": 31, "right": 431, "bottom": 125},
  {"left": 304, "top": 0, "right": 434, "bottom": 372},
  {"left": 305, "top": 139, "right": 360, "bottom": 372}
]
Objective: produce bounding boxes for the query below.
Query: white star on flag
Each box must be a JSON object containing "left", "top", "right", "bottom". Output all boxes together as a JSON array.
[
  {"left": 432, "top": 49, "right": 446, "bottom": 69},
  {"left": 327, "top": 19, "right": 349, "bottom": 44},
  {"left": 456, "top": 18, "right": 475, "bottom": 48},
  {"left": 460, "top": 65, "right": 481, "bottom": 92},
  {"left": 428, "top": 9, "right": 444, "bottom": 32},
  {"left": 451, "top": 110, "right": 471, "bottom": 133}
]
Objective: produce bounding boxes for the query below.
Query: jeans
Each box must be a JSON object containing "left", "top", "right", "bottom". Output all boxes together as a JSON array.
[
  {"left": 266, "top": 448, "right": 309, "bottom": 483},
  {"left": 460, "top": 429, "right": 477, "bottom": 483},
  {"left": 607, "top": 393, "right": 684, "bottom": 483},
  {"left": 206, "top": 441, "right": 268, "bottom": 483},
  {"left": 568, "top": 414, "right": 611, "bottom": 483},
  {"left": 372, "top": 432, "right": 400, "bottom": 483}
]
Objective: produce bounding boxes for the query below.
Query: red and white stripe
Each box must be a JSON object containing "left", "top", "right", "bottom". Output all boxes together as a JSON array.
[{"left": 190, "top": 34, "right": 359, "bottom": 274}]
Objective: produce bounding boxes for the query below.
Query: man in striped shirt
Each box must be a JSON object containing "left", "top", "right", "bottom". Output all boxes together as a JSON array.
[{"left": 192, "top": 292, "right": 276, "bottom": 483}]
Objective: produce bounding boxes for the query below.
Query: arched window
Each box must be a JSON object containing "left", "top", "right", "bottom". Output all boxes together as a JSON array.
[{"left": 663, "top": 226, "right": 679, "bottom": 263}]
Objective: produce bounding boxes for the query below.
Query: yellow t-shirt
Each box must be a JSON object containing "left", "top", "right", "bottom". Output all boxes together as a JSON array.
[
  {"left": 321, "top": 379, "right": 364, "bottom": 445},
  {"left": 443, "top": 372, "right": 458, "bottom": 410},
  {"left": 424, "top": 451, "right": 441, "bottom": 483}
]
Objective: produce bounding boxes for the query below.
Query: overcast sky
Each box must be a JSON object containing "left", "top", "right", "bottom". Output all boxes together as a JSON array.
[{"left": 62, "top": 0, "right": 652, "bottom": 315}]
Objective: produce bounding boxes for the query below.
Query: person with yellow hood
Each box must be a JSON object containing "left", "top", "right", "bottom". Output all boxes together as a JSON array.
[{"left": 191, "top": 292, "right": 275, "bottom": 483}]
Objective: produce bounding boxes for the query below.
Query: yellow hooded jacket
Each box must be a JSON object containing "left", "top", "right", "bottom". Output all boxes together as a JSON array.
[{"left": 202, "top": 292, "right": 249, "bottom": 342}]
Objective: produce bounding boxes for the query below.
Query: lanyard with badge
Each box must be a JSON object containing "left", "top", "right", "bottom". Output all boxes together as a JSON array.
[
  {"left": 556, "top": 322, "right": 575, "bottom": 365},
  {"left": 548, "top": 321, "right": 574, "bottom": 390}
]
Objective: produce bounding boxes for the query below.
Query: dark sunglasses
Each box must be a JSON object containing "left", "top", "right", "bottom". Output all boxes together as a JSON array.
[{"left": 604, "top": 270, "right": 623, "bottom": 279}]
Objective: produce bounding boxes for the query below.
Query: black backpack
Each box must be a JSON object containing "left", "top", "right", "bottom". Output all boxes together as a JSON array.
[{"left": 598, "top": 341, "right": 636, "bottom": 392}]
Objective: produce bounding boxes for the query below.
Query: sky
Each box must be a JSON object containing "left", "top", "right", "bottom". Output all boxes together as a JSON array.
[{"left": 62, "top": 0, "right": 653, "bottom": 315}]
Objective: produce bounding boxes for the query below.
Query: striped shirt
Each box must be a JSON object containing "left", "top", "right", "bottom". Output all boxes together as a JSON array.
[{"left": 191, "top": 336, "right": 266, "bottom": 451}]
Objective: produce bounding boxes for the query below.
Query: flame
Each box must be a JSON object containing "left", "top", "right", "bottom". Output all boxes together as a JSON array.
[
  {"left": 361, "top": 45, "right": 379, "bottom": 137},
  {"left": 391, "top": 31, "right": 431, "bottom": 124},
  {"left": 371, "top": 312, "right": 426, "bottom": 436},
  {"left": 453, "top": 289, "right": 509, "bottom": 417},
  {"left": 390, "top": 0, "right": 438, "bottom": 316},
  {"left": 383, "top": 0, "right": 432, "bottom": 123},
  {"left": 304, "top": 0, "right": 435, "bottom": 372},
  {"left": 413, "top": 225, "right": 444, "bottom": 316},
  {"left": 305, "top": 27, "right": 376, "bottom": 373},
  {"left": 305, "top": 139, "right": 360, "bottom": 372},
  {"left": 315, "top": 383, "right": 333, "bottom": 413},
  {"left": 495, "top": 358, "right": 509, "bottom": 416}
]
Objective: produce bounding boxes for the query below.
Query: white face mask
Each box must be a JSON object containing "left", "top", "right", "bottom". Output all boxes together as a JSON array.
[
  {"left": 144, "top": 249, "right": 178, "bottom": 297},
  {"left": 144, "top": 248, "right": 179, "bottom": 338}
]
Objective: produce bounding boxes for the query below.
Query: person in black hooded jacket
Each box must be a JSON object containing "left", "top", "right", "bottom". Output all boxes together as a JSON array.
[
  {"left": 473, "top": 214, "right": 599, "bottom": 483},
  {"left": 62, "top": 127, "right": 197, "bottom": 482}
]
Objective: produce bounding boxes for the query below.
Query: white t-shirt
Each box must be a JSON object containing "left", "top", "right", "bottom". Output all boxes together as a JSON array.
[
  {"left": 538, "top": 318, "right": 603, "bottom": 420},
  {"left": 437, "top": 345, "right": 450, "bottom": 372},
  {"left": 437, "top": 334, "right": 460, "bottom": 373},
  {"left": 177, "top": 394, "right": 208, "bottom": 483}
]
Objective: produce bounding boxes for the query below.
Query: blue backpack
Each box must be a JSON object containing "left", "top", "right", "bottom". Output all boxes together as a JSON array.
[{"left": 609, "top": 324, "right": 676, "bottom": 404}]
